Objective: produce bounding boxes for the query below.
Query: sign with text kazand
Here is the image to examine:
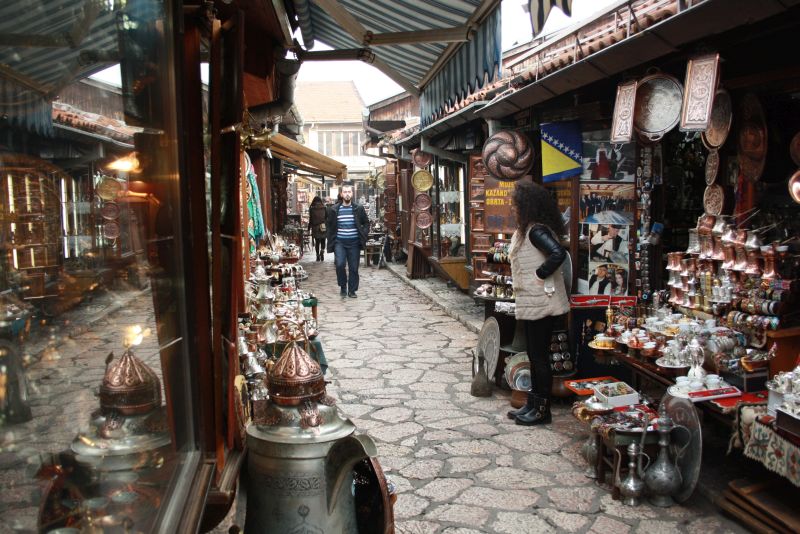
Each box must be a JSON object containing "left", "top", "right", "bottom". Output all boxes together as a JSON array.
[{"left": 484, "top": 174, "right": 530, "bottom": 234}]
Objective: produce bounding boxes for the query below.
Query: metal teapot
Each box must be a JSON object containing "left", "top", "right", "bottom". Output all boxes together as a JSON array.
[
  {"left": 614, "top": 441, "right": 650, "bottom": 506},
  {"left": 643, "top": 415, "right": 690, "bottom": 507},
  {"left": 245, "top": 324, "right": 380, "bottom": 534}
]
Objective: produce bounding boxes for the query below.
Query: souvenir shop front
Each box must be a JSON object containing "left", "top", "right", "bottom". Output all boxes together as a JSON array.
[{"left": 463, "top": 0, "right": 800, "bottom": 530}]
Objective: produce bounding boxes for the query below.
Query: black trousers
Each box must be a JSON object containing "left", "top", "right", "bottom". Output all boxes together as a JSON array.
[
  {"left": 314, "top": 237, "right": 326, "bottom": 256},
  {"left": 523, "top": 315, "right": 556, "bottom": 399}
]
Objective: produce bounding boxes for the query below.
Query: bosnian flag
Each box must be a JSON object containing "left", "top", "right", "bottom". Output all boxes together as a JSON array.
[{"left": 540, "top": 121, "right": 582, "bottom": 183}]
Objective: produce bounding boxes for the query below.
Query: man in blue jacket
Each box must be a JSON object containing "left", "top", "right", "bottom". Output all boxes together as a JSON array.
[{"left": 326, "top": 184, "right": 370, "bottom": 298}]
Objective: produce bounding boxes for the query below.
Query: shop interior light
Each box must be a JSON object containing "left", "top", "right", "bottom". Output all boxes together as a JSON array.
[{"left": 107, "top": 153, "right": 140, "bottom": 173}]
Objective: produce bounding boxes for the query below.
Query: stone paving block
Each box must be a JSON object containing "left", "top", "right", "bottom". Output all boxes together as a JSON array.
[
  {"left": 454, "top": 486, "right": 541, "bottom": 510},
  {"left": 537, "top": 508, "right": 591, "bottom": 532},
  {"left": 476, "top": 466, "right": 553, "bottom": 489},
  {"left": 416, "top": 477, "right": 473, "bottom": 501},
  {"left": 394, "top": 494, "right": 431, "bottom": 519},
  {"left": 425, "top": 503, "right": 490, "bottom": 527},
  {"left": 489, "top": 511, "right": 556, "bottom": 534},
  {"left": 399, "top": 459, "right": 444, "bottom": 480},
  {"left": 588, "top": 515, "right": 632, "bottom": 534}
]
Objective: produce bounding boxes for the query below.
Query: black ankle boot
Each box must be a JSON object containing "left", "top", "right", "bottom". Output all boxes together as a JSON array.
[
  {"left": 507, "top": 391, "right": 535, "bottom": 419},
  {"left": 515, "top": 395, "right": 551, "bottom": 426}
]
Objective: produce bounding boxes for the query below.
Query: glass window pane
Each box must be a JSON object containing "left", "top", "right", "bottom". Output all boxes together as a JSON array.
[{"left": 0, "top": 1, "right": 197, "bottom": 531}]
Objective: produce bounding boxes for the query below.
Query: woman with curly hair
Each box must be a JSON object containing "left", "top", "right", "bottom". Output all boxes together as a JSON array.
[{"left": 507, "top": 181, "right": 570, "bottom": 426}]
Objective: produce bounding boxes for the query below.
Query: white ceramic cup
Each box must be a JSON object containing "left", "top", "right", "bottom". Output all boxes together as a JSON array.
[
  {"left": 689, "top": 380, "right": 705, "bottom": 391},
  {"left": 706, "top": 378, "right": 720, "bottom": 389},
  {"left": 676, "top": 376, "right": 690, "bottom": 386}
]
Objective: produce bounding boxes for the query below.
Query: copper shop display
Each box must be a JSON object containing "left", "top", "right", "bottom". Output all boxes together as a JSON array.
[
  {"left": 633, "top": 72, "right": 684, "bottom": 142},
  {"left": 411, "top": 148, "right": 433, "bottom": 169},
  {"left": 415, "top": 211, "right": 433, "bottom": 229},
  {"left": 738, "top": 93, "right": 767, "bottom": 182},
  {"left": 611, "top": 79, "right": 638, "bottom": 143},
  {"left": 703, "top": 184, "right": 725, "bottom": 215},
  {"left": 413, "top": 192, "right": 432, "bottom": 211},
  {"left": 411, "top": 169, "right": 434, "bottom": 192},
  {"left": 705, "top": 149, "right": 720, "bottom": 185},
  {"left": 680, "top": 53, "right": 721, "bottom": 131},
  {"left": 701, "top": 89, "right": 733, "bottom": 149},
  {"left": 481, "top": 130, "right": 534, "bottom": 181}
]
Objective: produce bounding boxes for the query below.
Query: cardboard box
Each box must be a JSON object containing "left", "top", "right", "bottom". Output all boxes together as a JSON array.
[{"left": 593, "top": 381, "right": 639, "bottom": 407}]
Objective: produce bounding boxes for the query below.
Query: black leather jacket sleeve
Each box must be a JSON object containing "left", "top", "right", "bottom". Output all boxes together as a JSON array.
[{"left": 528, "top": 225, "right": 567, "bottom": 279}]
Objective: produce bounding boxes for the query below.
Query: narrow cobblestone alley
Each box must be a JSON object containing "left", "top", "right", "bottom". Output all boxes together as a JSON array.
[{"left": 300, "top": 257, "right": 745, "bottom": 534}]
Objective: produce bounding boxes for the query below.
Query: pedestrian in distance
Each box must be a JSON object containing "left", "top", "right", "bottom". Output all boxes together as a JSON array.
[
  {"left": 308, "top": 196, "right": 327, "bottom": 261},
  {"left": 507, "top": 181, "right": 570, "bottom": 426},
  {"left": 326, "top": 184, "right": 370, "bottom": 298}
]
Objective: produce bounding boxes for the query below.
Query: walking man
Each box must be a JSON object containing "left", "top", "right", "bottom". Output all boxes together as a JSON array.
[{"left": 327, "top": 184, "right": 370, "bottom": 298}]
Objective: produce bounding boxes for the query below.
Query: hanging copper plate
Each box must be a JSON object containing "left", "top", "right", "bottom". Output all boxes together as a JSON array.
[
  {"left": 703, "top": 184, "right": 724, "bottom": 216},
  {"left": 610, "top": 80, "right": 638, "bottom": 143},
  {"left": 412, "top": 149, "right": 433, "bottom": 169},
  {"left": 633, "top": 73, "right": 684, "bottom": 142},
  {"left": 705, "top": 149, "right": 719, "bottom": 185},
  {"left": 97, "top": 177, "right": 122, "bottom": 201},
  {"left": 416, "top": 211, "right": 432, "bottom": 229},
  {"left": 789, "top": 170, "right": 800, "bottom": 204},
  {"left": 414, "top": 192, "right": 432, "bottom": 211},
  {"left": 680, "top": 53, "right": 720, "bottom": 131},
  {"left": 103, "top": 221, "right": 121, "bottom": 240},
  {"left": 100, "top": 202, "right": 120, "bottom": 220},
  {"left": 789, "top": 132, "right": 800, "bottom": 167},
  {"left": 411, "top": 169, "right": 434, "bottom": 192},
  {"left": 481, "top": 130, "right": 534, "bottom": 181},
  {"left": 739, "top": 154, "right": 765, "bottom": 182},
  {"left": 701, "top": 89, "right": 732, "bottom": 149}
]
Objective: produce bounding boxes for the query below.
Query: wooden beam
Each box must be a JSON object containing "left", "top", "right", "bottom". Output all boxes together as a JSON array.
[
  {"left": 0, "top": 63, "right": 49, "bottom": 94},
  {"left": 365, "top": 26, "right": 472, "bottom": 46}
]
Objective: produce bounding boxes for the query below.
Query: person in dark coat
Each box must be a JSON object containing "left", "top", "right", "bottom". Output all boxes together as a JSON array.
[
  {"left": 308, "top": 196, "right": 327, "bottom": 261},
  {"left": 326, "top": 184, "right": 370, "bottom": 298}
]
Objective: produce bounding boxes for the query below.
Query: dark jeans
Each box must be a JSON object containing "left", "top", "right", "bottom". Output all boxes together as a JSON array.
[
  {"left": 523, "top": 315, "right": 556, "bottom": 400},
  {"left": 334, "top": 239, "right": 360, "bottom": 293},
  {"left": 314, "top": 237, "right": 326, "bottom": 257}
]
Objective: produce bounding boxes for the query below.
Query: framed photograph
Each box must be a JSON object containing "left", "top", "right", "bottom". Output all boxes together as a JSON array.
[
  {"left": 471, "top": 232, "right": 492, "bottom": 252},
  {"left": 579, "top": 183, "right": 635, "bottom": 224},
  {"left": 581, "top": 130, "right": 636, "bottom": 182},
  {"left": 588, "top": 224, "right": 630, "bottom": 266},
  {"left": 470, "top": 180, "right": 485, "bottom": 201},
  {"left": 471, "top": 209, "right": 485, "bottom": 232}
]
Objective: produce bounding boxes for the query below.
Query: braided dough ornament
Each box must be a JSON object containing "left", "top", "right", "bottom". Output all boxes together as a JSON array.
[{"left": 481, "top": 130, "right": 534, "bottom": 181}]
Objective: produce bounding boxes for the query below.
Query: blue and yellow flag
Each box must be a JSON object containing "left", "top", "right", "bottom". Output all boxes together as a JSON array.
[{"left": 540, "top": 121, "right": 582, "bottom": 183}]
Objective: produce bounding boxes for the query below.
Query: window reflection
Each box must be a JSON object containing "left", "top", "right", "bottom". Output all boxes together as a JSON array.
[{"left": 0, "top": 0, "right": 194, "bottom": 531}]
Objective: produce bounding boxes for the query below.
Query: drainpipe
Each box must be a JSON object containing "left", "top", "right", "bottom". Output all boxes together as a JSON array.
[
  {"left": 486, "top": 119, "right": 501, "bottom": 137},
  {"left": 249, "top": 59, "right": 302, "bottom": 132}
]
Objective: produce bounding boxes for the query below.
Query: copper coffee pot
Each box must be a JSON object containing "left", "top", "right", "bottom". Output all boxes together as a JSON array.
[
  {"left": 761, "top": 245, "right": 776, "bottom": 279},
  {"left": 722, "top": 243, "right": 736, "bottom": 270},
  {"left": 745, "top": 249, "right": 762, "bottom": 276}
]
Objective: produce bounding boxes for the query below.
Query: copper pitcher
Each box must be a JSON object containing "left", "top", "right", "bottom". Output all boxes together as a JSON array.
[
  {"left": 762, "top": 245, "right": 776, "bottom": 279},
  {"left": 745, "top": 249, "right": 762, "bottom": 276},
  {"left": 722, "top": 243, "right": 736, "bottom": 270}
]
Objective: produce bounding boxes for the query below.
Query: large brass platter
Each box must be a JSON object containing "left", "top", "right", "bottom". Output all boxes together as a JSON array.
[
  {"left": 412, "top": 169, "right": 434, "bottom": 192},
  {"left": 633, "top": 73, "right": 683, "bottom": 142}
]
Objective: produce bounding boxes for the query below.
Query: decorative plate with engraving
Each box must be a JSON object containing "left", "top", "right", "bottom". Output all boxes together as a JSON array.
[
  {"left": 680, "top": 53, "right": 720, "bottom": 131},
  {"left": 633, "top": 73, "right": 683, "bottom": 142},
  {"left": 97, "top": 177, "right": 122, "bottom": 201},
  {"left": 411, "top": 169, "right": 433, "bottom": 192},
  {"left": 415, "top": 211, "right": 432, "bottom": 229},
  {"left": 701, "top": 89, "right": 732, "bottom": 149},
  {"left": 704, "top": 149, "right": 719, "bottom": 185},
  {"left": 412, "top": 149, "right": 433, "bottom": 169},
  {"left": 414, "top": 192, "right": 431, "bottom": 211},
  {"left": 703, "top": 184, "right": 724, "bottom": 216},
  {"left": 478, "top": 317, "right": 501, "bottom": 379},
  {"left": 100, "top": 202, "right": 120, "bottom": 220},
  {"left": 103, "top": 221, "right": 120, "bottom": 240}
]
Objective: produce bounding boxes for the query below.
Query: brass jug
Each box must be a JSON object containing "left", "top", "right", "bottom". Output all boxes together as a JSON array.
[{"left": 245, "top": 326, "right": 380, "bottom": 534}]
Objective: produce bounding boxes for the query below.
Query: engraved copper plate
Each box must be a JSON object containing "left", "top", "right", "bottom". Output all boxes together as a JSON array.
[
  {"left": 103, "top": 221, "right": 121, "bottom": 239},
  {"left": 97, "top": 177, "right": 122, "bottom": 201},
  {"left": 610, "top": 80, "right": 637, "bottom": 143},
  {"left": 414, "top": 192, "right": 431, "bottom": 211},
  {"left": 739, "top": 154, "right": 765, "bottom": 182},
  {"left": 789, "top": 170, "right": 800, "bottom": 204},
  {"left": 680, "top": 53, "right": 720, "bottom": 131},
  {"left": 703, "top": 184, "right": 724, "bottom": 216},
  {"left": 701, "top": 89, "right": 732, "bottom": 149},
  {"left": 416, "top": 211, "right": 432, "bottom": 229},
  {"left": 633, "top": 73, "right": 683, "bottom": 142},
  {"left": 705, "top": 149, "right": 719, "bottom": 185},
  {"left": 789, "top": 132, "right": 800, "bottom": 167},
  {"left": 412, "top": 149, "right": 433, "bottom": 169},
  {"left": 411, "top": 169, "right": 433, "bottom": 192},
  {"left": 100, "top": 202, "right": 120, "bottom": 220}
]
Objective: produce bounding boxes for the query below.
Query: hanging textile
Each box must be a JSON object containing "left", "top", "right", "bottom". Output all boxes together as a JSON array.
[
  {"left": 244, "top": 152, "right": 265, "bottom": 253},
  {"left": 529, "top": 0, "right": 572, "bottom": 37},
  {"left": 540, "top": 121, "right": 582, "bottom": 183}
]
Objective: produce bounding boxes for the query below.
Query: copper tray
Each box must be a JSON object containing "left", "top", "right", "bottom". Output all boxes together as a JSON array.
[
  {"left": 633, "top": 73, "right": 683, "bottom": 142},
  {"left": 705, "top": 149, "right": 719, "bottom": 185},
  {"left": 411, "top": 169, "right": 433, "bottom": 192},
  {"left": 680, "top": 53, "right": 720, "bottom": 131},
  {"left": 789, "top": 132, "right": 800, "bottom": 167},
  {"left": 412, "top": 149, "right": 432, "bottom": 169},
  {"left": 701, "top": 89, "right": 732, "bottom": 149},
  {"left": 103, "top": 221, "right": 121, "bottom": 239},
  {"left": 703, "top": 184, "right": 724, "bottom": 216},
  {"left": 739, "top": 154, "right": 765, "bottom": 183},
  {"left": 97, "top": 177, "right": 122, "bottom": 201},
  {"left": 416, "top": 211, "right": 432, "bottom": 229},
  {"left": 414, "top": 192, "right": 431, "bottom": 211},
  {"left": 610, "top": 80, "right": 638, "bottom": 143},
  {"left": 100, "top": 202, "right": 120, "bottom": 220}
]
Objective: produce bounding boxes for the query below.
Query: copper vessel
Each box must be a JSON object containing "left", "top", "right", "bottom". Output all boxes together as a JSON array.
[
  {"left": 745, "top": 250, "right": 762, "bottom": 276},
  {"left": 734, "top": 245, "right": 748, "bottom": 272},
  {"left": 686, "top": 229, "right": 700, "bottom": 254},
  {"left": 762, "top": 246, "right": 776, "bottom": 279},
  {"left": 722, "top": 243, "right": 736, "bottom": 270},
  {"left": 99, "top": 349, "right": 162, "bottom": 416}
]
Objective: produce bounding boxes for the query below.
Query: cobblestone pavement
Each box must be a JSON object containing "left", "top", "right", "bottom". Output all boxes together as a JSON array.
[{"left": 301, "top": 256, "right": 746, "bottom": 534}]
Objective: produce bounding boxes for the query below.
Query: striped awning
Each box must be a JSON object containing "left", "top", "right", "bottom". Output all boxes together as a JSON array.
[
  {"left": 529, "top": 0, "right": 573, "bottom": 37},
  {"left": 293, "top": 0, "right": 501, "bottom": 123}
]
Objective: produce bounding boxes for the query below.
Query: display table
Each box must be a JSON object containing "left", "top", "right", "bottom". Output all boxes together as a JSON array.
[
  {"left": 263, "top": 337, "right": 328, "bottom": 374},
  {"left": 744, "top": 415, "right": 800, "bottom": 488}
]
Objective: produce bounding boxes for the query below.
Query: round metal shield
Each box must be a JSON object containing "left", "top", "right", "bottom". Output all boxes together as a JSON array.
[
  {"left": 103, "top": 221, "right": 120, "bottom": 240},
  {"left": 633, "top": 73, "right": 683, "bottom": 142},
  {"left": 411, "top": 169, "right": 434, "bottom": 192},
  {"left": 704, "top": 149, "right": 719, "bottom": 185},
  {"left": 478, "top": 317, "right": 501, "bottom": 379},
  {"left": 415, "top": 211, "right": 432, "bottom": 229},
  {"left": 661, "top": 394, "right": 702, "bottom": 503},
  {"left": 414, "top": 192, "right": 432, "bottom": 211},
  {"left": 100, "top": 202, "right": 120, "bottom": 220},
  {"left": 701, "top": 89, "right": 732, "bottom": 149},
  {"left": 97, "top": 177, "right": 122, "bottom": 201},
  {"left": 481, "top": 130, "right": 535, "bottom": 181},
  {"left": 703, "top": 184, "right": 724, "bottom": 216},
  {"left": 790, "top": 132, "right": 800, "bottom": 167},
  {"left": 412, "top": 149, "right": 433, "bottom": 169}
]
